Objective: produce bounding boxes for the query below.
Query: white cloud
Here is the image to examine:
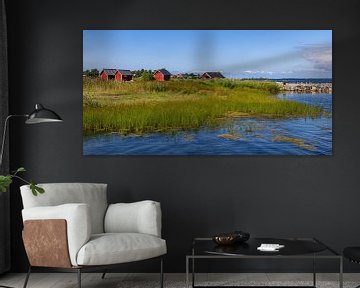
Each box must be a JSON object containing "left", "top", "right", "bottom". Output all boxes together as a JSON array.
[
  {"left": 243, "top": 70, "right": 274, "bottom": 75},
  {"left": 300, "top": 44, "right": 332, "bottom": 73}
]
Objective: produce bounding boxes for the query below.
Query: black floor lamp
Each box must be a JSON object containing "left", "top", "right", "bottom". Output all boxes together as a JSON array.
[
  {"left": 0, "top": 103, "right": 63, "bottom": 167},
  {"left": 0, "top": 103, "right": 62, "bottom": 288}
]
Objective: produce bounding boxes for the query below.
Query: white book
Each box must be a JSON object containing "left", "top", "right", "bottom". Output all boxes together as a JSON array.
[{"left": 257, "top": 243, "right": 285, "bottom": 251}]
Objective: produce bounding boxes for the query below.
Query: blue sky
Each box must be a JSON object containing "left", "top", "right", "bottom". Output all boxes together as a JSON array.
[{"left": 83, "top": 30, "right": 332, "bottom": 79}]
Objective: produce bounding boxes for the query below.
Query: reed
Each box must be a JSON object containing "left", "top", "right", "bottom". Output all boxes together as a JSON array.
[{"left": 83, "top": 78, "right": 324, "bottom": 135}]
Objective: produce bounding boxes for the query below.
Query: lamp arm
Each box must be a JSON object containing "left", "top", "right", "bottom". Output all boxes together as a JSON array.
[{"left": 0, "top": 114, "right": 28, "bottom": 169}]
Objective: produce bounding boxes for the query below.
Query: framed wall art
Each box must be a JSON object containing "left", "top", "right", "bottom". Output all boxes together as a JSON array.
[{"left": 83, "top": 30, "right": 332, "bottom": 155}]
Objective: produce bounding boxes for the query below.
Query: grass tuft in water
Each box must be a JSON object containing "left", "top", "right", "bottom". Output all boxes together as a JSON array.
[{"left": 272, "top": 135, "right": 315, "bottom": 151}]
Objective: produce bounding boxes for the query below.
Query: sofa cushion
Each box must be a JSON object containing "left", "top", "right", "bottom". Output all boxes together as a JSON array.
[
  {"left": 76, "top": 233, "right": 167, "bottom": 266},
  {"left": 20, "top": 183, "right": 108, "bottom": 234},
  {"left": 105, "top": 201, "right": 162, "bottom": 237}
]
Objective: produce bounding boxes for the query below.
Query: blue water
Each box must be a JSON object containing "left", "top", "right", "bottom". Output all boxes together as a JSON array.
[
  {"left": 83, "top": 93, "right": 332, "bottom": 156},
  {"left": 241, "top": 78, "right": 332, "bottom": 84},
  {"left": 271, "top": 78, "right": 332, "bottom": 84}
]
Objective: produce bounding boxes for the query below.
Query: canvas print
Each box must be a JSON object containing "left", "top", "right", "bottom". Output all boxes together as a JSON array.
[{"left": 83, "top": 30, "right": 332, "bottom": 155}]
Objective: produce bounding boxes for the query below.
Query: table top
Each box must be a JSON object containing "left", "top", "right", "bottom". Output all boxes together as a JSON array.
[{"left": 189, "top": 237, "right": 340, "bottom": 258}]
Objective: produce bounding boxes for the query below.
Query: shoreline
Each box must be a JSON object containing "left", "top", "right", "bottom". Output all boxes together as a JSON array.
[{"left": 276, "top": 82, "right": 332, "bottom": 93}]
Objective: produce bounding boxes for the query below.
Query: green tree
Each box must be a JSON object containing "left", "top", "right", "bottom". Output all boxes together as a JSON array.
[
  {"left": 83, "top": 69, "right": 99, "bottom": 77},
  {"left": 141, "top": 71, "right": 154, "bottom": 81},
  {"left": 89, "top": 69, "right": 99, "bottom": 77}
]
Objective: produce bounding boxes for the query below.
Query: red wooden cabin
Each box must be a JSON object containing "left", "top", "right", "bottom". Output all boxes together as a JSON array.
[
  {"left": 153, "top": 69, "right": 171, "bottom": 81},
  {"left": 100, "top": 69, "right": 119, "bottom": 81},
  {"left": 100, "top": 69, "right": 133, "bottom": 81},
  {"left": 201, "top": 72, "right": 225, "bottom": 79},
  {"left": 117, "top": 70, "right": 133, "bottom": 81}
]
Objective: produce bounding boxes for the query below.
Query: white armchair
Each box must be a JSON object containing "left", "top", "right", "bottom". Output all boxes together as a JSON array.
[{"left": 20, "top": 183, "right": 166, "bottom": 288}]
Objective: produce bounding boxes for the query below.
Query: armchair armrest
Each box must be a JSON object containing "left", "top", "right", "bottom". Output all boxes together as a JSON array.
[
  {"left": 104, "top": 200, "right": 162, "bottom": 237},
  {"left": 22, "top": 203, "right": 91, "bottom": 266}
]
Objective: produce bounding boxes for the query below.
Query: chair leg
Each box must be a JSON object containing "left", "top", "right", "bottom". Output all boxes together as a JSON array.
[
  {"left": 160, "top": 257, "right": 164, "bottom": 288},
  {"left": 101, "top": 270, "right": 107, "bottom": 279},
  {"left": 77, "top": 269, "right": 81, "bottom": 288},
  {"left": 23, "top": 266, "right": 31, "bottom": 288}
]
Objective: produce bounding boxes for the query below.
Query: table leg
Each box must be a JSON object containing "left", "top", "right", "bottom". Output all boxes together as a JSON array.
[
  {"left": 339, "top": 257, "right": 343, "bottom": 288},
  {"left": 313, "top": 254, "right": 316, "bottom": 287},
  {"left": 186, "top": 257, "right": 189, "bottom": 288},
  {"left": 192, "top": 257, "right": 195, "bottom": 288},
  {"left": 192, "top": 246, "right": 195, "bottom": 288}
]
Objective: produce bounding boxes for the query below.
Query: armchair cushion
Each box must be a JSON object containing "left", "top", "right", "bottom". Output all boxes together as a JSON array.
[
  {"left": 104, "top": 200, "right": 162, "bottom": 237},
  {"left": 76, "top": 233, "right": 167, "bottom": 266},
  {"left": 20, "top": 183, "right": 108, "bottom": 234},
  {"left": 22, "top": 203, "right": 91, "bottom": 266}
]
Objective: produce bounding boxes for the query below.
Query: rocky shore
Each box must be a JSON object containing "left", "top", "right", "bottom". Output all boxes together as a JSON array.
[{"left": 276, "top": 82, "right": 332, "bottom": 93}]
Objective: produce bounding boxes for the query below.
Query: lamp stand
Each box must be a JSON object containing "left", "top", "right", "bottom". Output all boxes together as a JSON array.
[{"left": 0, "top": 114, "right": 28, "bottom": 169}]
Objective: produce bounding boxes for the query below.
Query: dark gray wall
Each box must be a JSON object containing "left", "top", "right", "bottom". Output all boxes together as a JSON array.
[{"left": 5, "top": 0, "right": 360, "bottom": 273}]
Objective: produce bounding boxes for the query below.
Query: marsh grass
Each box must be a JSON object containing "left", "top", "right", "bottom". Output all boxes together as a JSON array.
[
  {"left": 272, "top": 135, "right": 315, "bottom": 151},
  {"left": 83, "top": 78, "right": 324, "bottom": 135}
]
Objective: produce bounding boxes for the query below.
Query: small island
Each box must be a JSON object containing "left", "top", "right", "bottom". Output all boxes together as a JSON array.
[{"left": 83, "top": 76, "right": 325, "bottom": 136}]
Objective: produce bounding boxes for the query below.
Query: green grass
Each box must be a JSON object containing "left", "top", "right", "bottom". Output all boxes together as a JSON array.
[
  {"left": 273, "top": 135, "right": 315, "bottom": 151},
  {"left": 83, "top": 78, "right": 325, "bottom": 135}
]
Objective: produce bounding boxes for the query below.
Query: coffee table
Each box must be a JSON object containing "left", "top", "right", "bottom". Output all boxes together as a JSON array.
[{"left": 186, "top": 237, "right": 343, "bottom": 288}]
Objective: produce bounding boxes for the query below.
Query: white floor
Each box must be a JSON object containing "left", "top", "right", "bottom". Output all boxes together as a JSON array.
[{"left": 0, "top": 273, "right": 359, "bottom": 288}]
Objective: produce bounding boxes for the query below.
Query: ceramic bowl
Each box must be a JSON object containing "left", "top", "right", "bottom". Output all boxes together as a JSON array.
[{"left": 212, "top": 233, "right": 238, "bottom": 245}]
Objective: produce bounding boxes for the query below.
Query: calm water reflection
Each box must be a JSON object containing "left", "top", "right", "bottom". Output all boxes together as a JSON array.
[{"left": 83, "top": 93, "right": 332, "bottom": 155}]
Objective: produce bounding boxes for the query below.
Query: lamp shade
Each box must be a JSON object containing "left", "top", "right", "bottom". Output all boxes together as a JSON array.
[{"left": 25, "top": 104, "right": 63, "bottom": 124}]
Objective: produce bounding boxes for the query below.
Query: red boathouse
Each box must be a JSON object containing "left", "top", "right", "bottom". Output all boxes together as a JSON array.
[
  {"left": 100, "top": 69, "right": 133, "bottom": 81},
  {"left": 201, "top": 72, "right": 225, "bottom": 79},
  {"left": 153, "top": 69, "right": 171, "bottom": 81}
]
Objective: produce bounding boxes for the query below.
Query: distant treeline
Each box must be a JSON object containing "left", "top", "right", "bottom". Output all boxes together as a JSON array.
[
  {"left": 83, "top": 68, "right": 201, "bottom": 80},
  {"left": 83, "top": 69, "right": 100, "bottom": 77}
]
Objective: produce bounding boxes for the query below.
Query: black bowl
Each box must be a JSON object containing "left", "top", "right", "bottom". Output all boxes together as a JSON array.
[
  {"left": 212, "top": 231, "right": 250, "bottom": 246},
  {"left": 233, "top": 230, "right": 250, "bottom": 242},
  {"left": 212, "top": 234, "right": 237, "bottom": 245}
]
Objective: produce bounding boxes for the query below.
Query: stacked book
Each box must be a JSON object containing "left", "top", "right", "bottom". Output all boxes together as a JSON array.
[{"left": 257, "top": 243, "right": 285, "bottom": 252}]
